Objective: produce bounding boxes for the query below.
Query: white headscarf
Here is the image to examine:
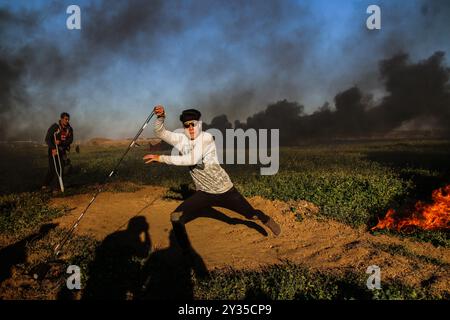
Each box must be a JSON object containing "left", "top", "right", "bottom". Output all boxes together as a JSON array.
[{"left": 184, "top": 120, "right": 202, "bottom": 140}]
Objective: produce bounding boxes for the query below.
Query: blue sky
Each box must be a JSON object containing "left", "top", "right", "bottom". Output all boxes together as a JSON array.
[{"left": 1, "top": 0, "right": 449, "bottom": 139}]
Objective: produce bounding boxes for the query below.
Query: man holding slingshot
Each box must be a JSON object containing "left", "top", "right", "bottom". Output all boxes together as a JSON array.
[
  {"left": 42, "top": 112, "right": 73, "bottom": 193},
  {"left": 144, "top": 105, "right": 281, "bottom": 257}
]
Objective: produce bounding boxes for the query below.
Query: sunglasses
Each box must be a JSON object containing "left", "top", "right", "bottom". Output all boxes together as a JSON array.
[{"left": 183, "top": 121, "right": 197, "bottom": 128}]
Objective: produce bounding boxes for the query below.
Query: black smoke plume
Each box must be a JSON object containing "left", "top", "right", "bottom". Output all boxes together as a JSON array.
[
  {"left": 206, "top": 51, "right": 450, "bottom": 145},
  {"left": 1, "top": 1, "right": 449, "bottom": 143}
]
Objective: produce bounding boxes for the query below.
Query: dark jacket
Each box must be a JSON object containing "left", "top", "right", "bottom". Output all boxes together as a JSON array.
[{"left": 45, "top": 122, "right": 74, "bottom": 152}]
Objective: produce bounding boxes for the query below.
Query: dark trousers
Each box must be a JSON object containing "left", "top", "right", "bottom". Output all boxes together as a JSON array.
[
  {"left": 170, "top": 186, "right": 269, "bottom": 251},
  {"left": 43, "top": 149, "right": 65, "bottom": 189}
]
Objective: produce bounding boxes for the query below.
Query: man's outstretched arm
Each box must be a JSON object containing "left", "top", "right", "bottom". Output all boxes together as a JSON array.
[{"left": 144, "top": 133, "right": 214, "bottom": 166}]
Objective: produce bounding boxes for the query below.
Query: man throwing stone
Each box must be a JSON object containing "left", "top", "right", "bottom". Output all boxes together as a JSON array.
[{"left": 143, "top": 105, "right": 281, "bottom": 253}]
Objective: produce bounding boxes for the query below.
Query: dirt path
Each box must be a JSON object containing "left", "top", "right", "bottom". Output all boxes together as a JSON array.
[{"left": 50, "top": 186, "right": 449, "bottom": 295}]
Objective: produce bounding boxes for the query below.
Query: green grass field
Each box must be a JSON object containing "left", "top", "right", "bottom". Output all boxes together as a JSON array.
[
  {"left": 1, "top": 139, "right": 449, "bottom": 299},
  {"left": 2, "top": 139, "right": 449, "bottom": 243}
]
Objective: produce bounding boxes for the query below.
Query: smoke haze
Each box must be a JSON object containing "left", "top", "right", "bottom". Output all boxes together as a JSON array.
[{"left": 1, "top": 0, "right": 449, "bottom": 142}]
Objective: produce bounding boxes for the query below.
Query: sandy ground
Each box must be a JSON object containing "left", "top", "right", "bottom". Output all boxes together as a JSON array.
[{"left": 47, "top": 186, "right": 449, "bottom": 295}]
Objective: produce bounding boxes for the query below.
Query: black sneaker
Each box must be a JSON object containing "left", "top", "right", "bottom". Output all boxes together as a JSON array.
[{"left": 264, "top": 217, "right": 281, "bottom": 236}]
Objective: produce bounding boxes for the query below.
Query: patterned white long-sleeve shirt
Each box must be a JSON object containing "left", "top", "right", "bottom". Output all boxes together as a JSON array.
[{"left": 154, "top": 116, "right": 233, "bottom": 194}]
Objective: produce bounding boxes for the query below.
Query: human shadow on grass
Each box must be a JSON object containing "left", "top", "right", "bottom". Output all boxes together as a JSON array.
[
  {"left": 0, "top": 223, "right": 57, "bottom": 284},
  {"left": 163, "top": 184, "right": 196, "bottom": 200},
  {"left": 80, "top": 216, "right": 151, "bottom": 300},
  {"left": 139, "top": 229, "right": 208, "bottom": 300},
  {"left": 184, "top": 207, "right": 268, "bottom": 237}
]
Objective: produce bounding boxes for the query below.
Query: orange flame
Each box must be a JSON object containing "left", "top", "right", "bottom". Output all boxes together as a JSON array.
[{"left": 372, "top": 184, "right": 450, "bottom": 231}]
